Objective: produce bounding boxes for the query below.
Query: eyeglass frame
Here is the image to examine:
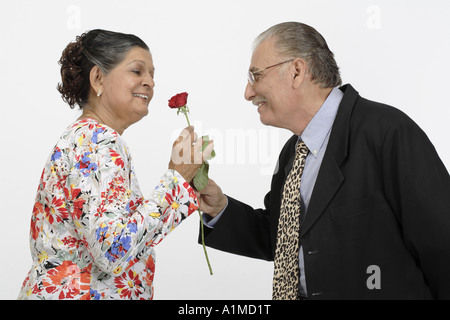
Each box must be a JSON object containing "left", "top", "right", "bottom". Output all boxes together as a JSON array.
[{"left": 247, "top": 58, "right": 295, "bottom": 85}]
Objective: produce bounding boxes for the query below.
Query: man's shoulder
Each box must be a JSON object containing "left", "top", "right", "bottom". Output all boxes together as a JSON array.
[
  {"left": 339, "top": 84, "right": 411, "bottom": 122},
  {"left": 349, "top": 91, "right": 417, "bottom": 129}
]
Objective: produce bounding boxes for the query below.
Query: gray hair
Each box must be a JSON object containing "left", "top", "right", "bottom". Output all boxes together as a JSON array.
[{"left": 253, "top": 22, "right": 342, "bottom": 88}]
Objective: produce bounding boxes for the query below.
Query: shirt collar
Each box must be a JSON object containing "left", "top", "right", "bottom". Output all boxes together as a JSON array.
[{"left": 299, "top": 87, "right": 344, "bottom": 158}]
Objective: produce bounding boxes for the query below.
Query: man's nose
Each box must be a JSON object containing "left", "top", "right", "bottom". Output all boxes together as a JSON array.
[{"left": 244, "top": 82, "right": 256, "bottom": 101}]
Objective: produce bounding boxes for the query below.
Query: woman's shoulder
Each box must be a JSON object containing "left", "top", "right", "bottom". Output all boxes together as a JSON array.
[
  {"left": 67, "top": 117, "right": 118, "bottom": 135},
  {"left": 61, "top": 118, "right": 122, "bottom": 147}
]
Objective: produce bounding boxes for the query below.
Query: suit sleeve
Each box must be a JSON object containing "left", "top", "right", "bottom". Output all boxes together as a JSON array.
[
  {"left": 202, "top": 192, "right": 274, "bottom": 261},
  {"left": 201, "top": 135, "right": 298, "bottom": 262},
  {"left": 381, "top": 116, "right": 450, "bottom": 299}
]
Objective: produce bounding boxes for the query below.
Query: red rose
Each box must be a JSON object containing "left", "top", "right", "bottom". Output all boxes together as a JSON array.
[
  {"left": 168, "top": 90, "right": 214, "bottom": 275},
  {"left": 168, "top": 92, "right": 188, "bottom": 108}
]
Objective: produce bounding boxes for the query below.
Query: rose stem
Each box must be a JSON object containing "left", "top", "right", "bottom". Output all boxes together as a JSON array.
[
  {"left": 183, "top": 107, "right": 211, "bottom": 274},
  {"left": 199, "top": 209, "right": 213, "bottom": 275},
  {"left": 183, "top": 109, "right": 191, "bottom": 127}
]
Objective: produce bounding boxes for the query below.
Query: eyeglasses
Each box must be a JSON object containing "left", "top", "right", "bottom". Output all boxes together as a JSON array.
[{"left": 247, "top": 59, "right": 294, "bottom": 85}]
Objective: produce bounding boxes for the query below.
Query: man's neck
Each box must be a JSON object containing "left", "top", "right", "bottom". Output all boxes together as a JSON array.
[{"left": 290, "top": 86, "right": 334, "bottom": 136}]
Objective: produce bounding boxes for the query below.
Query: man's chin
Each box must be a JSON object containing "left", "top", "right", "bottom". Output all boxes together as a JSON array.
[{"left": 259, "top": 115, "right": 271, "bottom": 126}]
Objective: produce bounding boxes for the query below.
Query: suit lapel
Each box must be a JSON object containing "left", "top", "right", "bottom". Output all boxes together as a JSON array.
[
  {"left": 299, "top": 84, "right": 359, "bottom": 237},
  {"left": 299, "top": 153, "right": 344, "bottom": 237}
]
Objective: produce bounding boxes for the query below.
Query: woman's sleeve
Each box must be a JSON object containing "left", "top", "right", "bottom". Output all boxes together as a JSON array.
[{"left": 61, "top": 128, "right": 198, "bottom": 274}]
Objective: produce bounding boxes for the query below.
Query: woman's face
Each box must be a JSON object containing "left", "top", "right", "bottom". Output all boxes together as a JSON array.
[{"left": 100, "top": 47, "right": 155, "bottom": 129}]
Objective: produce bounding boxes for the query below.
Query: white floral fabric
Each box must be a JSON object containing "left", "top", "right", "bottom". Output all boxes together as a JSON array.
[{"left": 18, "top": 118, "right": 198, "bottom": 300}]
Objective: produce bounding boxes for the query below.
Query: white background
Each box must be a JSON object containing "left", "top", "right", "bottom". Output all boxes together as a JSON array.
[{"left": 0, "top": 0, "right": 449, "bottom": 300}]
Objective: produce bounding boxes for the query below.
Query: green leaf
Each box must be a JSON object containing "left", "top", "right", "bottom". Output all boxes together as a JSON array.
[
  {"left": 193, "top": 135, "right": 216, "bottom": 191},
  {"left": 195, "top": 135, "right": 215, "bottom": 274},
  {"left": 200, "top": 135, "right": 216, "bottom": 160},
  {"left": 193, "top": 161, "right": 209, "bottom": 191}
]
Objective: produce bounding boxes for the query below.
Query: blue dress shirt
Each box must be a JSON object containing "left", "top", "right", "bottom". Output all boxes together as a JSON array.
[{"left": 297, "top": 87, "right": 343, "bottom": 296}]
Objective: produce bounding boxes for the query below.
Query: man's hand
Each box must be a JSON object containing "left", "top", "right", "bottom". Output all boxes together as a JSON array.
[{"left": 196, "top": 179, "right": 228, "bottom": 217}]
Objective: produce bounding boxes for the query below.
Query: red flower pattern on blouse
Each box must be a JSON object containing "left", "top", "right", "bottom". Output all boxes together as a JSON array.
[{"left": 18, "top": 118, "right": 198, "bottom": 300}]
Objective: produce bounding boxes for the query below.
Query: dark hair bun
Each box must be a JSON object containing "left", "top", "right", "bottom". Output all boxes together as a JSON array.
[{"left": 57, "top": 33, "right": 90, "bottom": 109}]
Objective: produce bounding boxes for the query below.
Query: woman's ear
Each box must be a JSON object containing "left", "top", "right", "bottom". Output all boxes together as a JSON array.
[{"left": 89, "top": 66, "right": 104, "bottom": 97}]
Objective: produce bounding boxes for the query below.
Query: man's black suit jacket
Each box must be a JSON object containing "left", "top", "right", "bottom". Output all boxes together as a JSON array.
[{"left": 203, "top": 84, "right": 450, "bottom": 299}]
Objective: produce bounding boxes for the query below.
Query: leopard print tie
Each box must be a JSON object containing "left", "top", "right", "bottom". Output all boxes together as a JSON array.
[{"left": 272, "top": 140, "right": 309, "bottom": 300}]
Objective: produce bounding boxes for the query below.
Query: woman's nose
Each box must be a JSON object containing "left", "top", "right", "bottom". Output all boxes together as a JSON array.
[{"left": 143, "top": 72, "right": 155, "bottom": 90}]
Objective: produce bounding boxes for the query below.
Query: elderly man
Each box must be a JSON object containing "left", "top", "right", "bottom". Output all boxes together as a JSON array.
[{"left": 198, "top": 22, "right": 450, "bottom": 300}]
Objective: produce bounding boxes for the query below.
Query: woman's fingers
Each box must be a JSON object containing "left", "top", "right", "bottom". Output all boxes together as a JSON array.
[
  {"left": 174, "top": 126, "right": 195, "bottom": 147},
  {"left": 169, "top": 127, "right": 215, "bottom": 182}
]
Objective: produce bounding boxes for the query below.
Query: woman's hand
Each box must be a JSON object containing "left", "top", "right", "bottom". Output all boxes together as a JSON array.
[{"left": 169, "top": 126, "right": 214, "bottom": 183}]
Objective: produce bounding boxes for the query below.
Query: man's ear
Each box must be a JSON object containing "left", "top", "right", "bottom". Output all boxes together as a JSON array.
[
  {"left": 292, "top": 58, "right": 308, "bottom": 89},
  {"left": 89, "top": 66, "right": 104, "bottom": 96}
]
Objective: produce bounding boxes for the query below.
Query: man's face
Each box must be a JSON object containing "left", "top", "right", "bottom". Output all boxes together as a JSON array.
[{"left": 244, "top": 39, "right": 294, "bottom": 129}]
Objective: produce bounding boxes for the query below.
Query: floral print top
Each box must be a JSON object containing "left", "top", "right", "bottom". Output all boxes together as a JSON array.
[{"left": 18, "top": 118, "right": 199, "bottom": 300}]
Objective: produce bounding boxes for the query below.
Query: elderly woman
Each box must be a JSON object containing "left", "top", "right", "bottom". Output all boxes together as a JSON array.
[{"left": 18, "top": 29, "right": 213, "bottom": 300}]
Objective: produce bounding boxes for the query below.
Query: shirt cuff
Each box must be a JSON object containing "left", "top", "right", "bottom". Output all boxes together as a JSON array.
[{"left": 202, "top": 196, "right": 229, "bottom": 228}]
